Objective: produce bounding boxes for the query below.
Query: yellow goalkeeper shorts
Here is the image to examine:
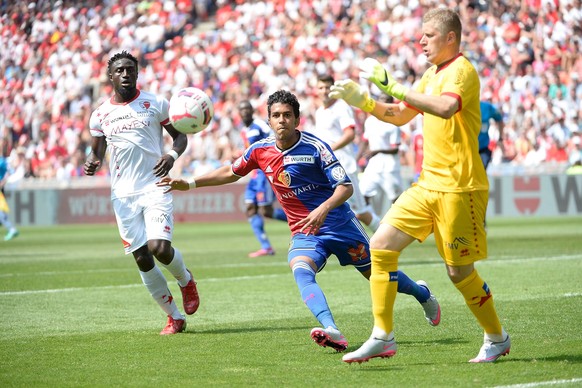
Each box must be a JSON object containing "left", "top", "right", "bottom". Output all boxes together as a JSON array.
[{"left": 384, "top": 185, "right": 488, "bottom": 266}]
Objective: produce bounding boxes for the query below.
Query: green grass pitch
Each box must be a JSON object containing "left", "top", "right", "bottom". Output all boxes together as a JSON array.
[{"left": 1, "top": 217, "right": 581, "bottom": 387}]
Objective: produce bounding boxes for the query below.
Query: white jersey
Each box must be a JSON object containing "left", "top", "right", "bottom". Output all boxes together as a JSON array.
[
  {"left": 362, "top": 115, "right": 401, "bottom": 174},
  {"left": 360, "top": 115, "right": 403, "bottom": 212},
  {"left": 311, "top": 99, "right": 358, "bottom": 175},
  {"left": 89, "top": 90, "right": 170, "bottom": 199}
]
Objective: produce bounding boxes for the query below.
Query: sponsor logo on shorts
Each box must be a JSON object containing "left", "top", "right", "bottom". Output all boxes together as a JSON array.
[
  {"left": 446, "top": 236, "right": 471, "bottom": 250},
  {"left": 348, "top": 243, "right": 368, "bottom": 262},
  {"left": 151, "top": 213, "right": 171, "bottom": 224}
]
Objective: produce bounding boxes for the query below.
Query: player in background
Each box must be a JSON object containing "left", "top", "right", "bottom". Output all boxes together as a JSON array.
[
  {"left": 309, "top": 74, "right": 382, "bottom": 232},
  {"left": 0, "top": 148, "right": 19, "bottom": 241},
  {"left": 479, "top": 94, "right": 504, "bottom": 170},
  {"left": 237, "top": 100, "right": 287, "bottom": 258},
  {"left": 330, "top": 8, "right": 510, "bottom": 363},
  {"left": 158, "top": 90, "right": 440, "bottom": 353},
  {"left": 410, "top": 126, "right": 424, "bottom": 183},
  {"left": 84, "top": 51, "right": 200, "bottom": 335},
  {"left": 479, "top": 94, "right": 504, "bottom": 227},
  {"left": 357, "top": 93, "right": 403, "bottom": 217}
]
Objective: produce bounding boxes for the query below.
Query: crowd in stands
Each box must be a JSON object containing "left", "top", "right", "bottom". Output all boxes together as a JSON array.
[{"left": 1, "top": 0, "right": 581, "bottom": 187}]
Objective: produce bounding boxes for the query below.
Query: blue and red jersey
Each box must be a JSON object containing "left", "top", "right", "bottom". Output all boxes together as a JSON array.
[
  {"left": 240, "top": 118, "right": 272, "bottom": 180},
  {"left": 232, "top": 130, "right": 355, "bottom": 235}
]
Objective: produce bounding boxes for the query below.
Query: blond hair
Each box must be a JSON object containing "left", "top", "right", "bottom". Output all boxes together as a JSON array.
[{"left": 423, "top": 8, "right": 462, "bottom": 44}]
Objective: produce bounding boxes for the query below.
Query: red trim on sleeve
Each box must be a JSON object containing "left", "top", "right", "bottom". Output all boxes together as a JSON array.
[{"left": 442, "top": 92, "right": 462, "bottom": 113}]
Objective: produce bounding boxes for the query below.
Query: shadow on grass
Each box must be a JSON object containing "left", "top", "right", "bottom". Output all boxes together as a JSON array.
[
  {"left": 501, "top": 354, "right": 582, "bottom": 364},
  {"left": 345, "top": 337, "right": 471, "bottom": 349},
  {"left": 333, "top": 337, "right": 470, "bottom": 369}
]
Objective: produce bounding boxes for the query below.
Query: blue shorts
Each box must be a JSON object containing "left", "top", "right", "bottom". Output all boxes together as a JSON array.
[
  {"left": 288, "top": 217, "right": 371, "bottom": 273},
  {"left": 245, "top": 171, "right": 275, "bottom": 206},
  {"left": 479, "top": 147, "right": 492, "bottom": 170}
]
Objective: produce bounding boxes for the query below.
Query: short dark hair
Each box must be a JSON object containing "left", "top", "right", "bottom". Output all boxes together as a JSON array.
[
  {"left": 107, "top": 50, "right": 138, "bottom": 74},
  {"left": 238, "top": 100, "right": 253, "bottom": 110},
  {"left": 317, "top": 74, "right": 334, "bottom": 84},
  {"left": 267, "top": 90, "right": 300, "bottom": 118}
]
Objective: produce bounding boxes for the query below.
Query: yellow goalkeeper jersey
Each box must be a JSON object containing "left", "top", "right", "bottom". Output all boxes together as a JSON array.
[{"left": 415, "top": 54, "right": 488, "bottom": 192}]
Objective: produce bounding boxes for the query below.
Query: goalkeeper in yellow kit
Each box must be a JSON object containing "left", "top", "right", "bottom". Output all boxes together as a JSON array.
[{"left": 330, "top": 8, "right": 510, "bottom": 363}]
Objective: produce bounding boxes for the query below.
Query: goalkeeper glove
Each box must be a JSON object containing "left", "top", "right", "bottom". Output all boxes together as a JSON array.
[
  {"left": 328, "top": 79, "right": 376, "bottom": 113},
  {"left": 359, "top": 57, "right": 409, "bottom": 101}
]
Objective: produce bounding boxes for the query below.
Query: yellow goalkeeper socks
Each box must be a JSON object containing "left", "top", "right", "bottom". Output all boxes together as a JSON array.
[
  {"left": 455, "top": 269, "right": 503, "bottom": 336},
  {"left": 370, "top": 249, "right": 400, "bottom": 336}
]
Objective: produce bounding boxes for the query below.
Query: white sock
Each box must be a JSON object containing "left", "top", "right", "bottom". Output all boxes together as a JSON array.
[
  {"left": 139, "top": 266, "right": 182, "bottom": 319},
  {"left": 371, "top": 326, "right": 392, "bottom": 341},
  {"left": 160, "top": 248, "right": 191, "bottom": 287},
  {"left": 484, "top": 328, "right": 507, "bottom": 343}
]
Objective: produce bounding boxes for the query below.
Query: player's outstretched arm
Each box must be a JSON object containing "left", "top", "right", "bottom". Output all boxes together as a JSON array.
[
  {"left": 330, "top": 79, "right": 417, "bottom": 126},
  {"left": 157, "top": 165, "right": 241, "bottom": 192}
]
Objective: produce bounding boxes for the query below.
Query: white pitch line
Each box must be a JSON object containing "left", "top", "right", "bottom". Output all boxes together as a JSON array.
[
  {"left": 492, "top": 377, "right": 582, "bottom": 388},
  {"left": 1, "top": 254, "right": 580, "bottom": 279},
  {"left": 0, "top": 273, "right": 288, "bottom": 296},
  {"left": 0, "top": 254, "right": 580, "bottom": 296},
  {"left": 0, "top": 273, "right": 580, "bottom": 298},
  {"left": 0, "top": 261, "right": 289, "bottom": 278}
]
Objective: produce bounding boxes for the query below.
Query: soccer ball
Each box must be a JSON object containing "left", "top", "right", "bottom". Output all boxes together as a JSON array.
[{"left": 168, "top": 87, "right": 214, "bottom": 134}]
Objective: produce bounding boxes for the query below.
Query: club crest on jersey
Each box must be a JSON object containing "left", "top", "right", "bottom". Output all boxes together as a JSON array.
[
  {"left": 139, "top": 101, "right": 150, "bottom": 110},
  {"left": 278, "top": 171, "right": 292, "bottom": 187},
  {"left": 283, "top": 155, "right": 314, "bottom": 165},
  {"left": 331, "top": 166, "right": 346, "bottom": 181}
]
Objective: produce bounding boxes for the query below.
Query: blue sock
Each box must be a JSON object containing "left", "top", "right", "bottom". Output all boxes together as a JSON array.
[
  {"left": 248, "top": 214, "right": 271, "bottom": 249},
  {"left": 397, "top": 270, "right": 430, "bottom": 303},
  {"left": 292, "top": 262, "right": 336, "bottom": 329},
  {"left": 273, "top": 208, "right": 287, "bottom": 222}
]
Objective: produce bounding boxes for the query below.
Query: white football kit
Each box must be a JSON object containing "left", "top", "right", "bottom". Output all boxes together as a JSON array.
[
  {"left": 311, "top": 99, "right": 367, "bottom": 215},
  {"left": 89, "top": 90, "right": 174, "bottom": 253},
  {"left": 360, "top": 115, "right": 403, "bottom": 215}
]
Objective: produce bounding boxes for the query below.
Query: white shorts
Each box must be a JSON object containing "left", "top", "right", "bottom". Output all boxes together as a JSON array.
[
  {"left": 359, "top": 155, "right": 403, "bottom": 202},
  {"left": 113, "top": 189, "right": 174, "bottom": 255},
  {"left": 346, "top": 171, "right": 368, "bottom": 215}
]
